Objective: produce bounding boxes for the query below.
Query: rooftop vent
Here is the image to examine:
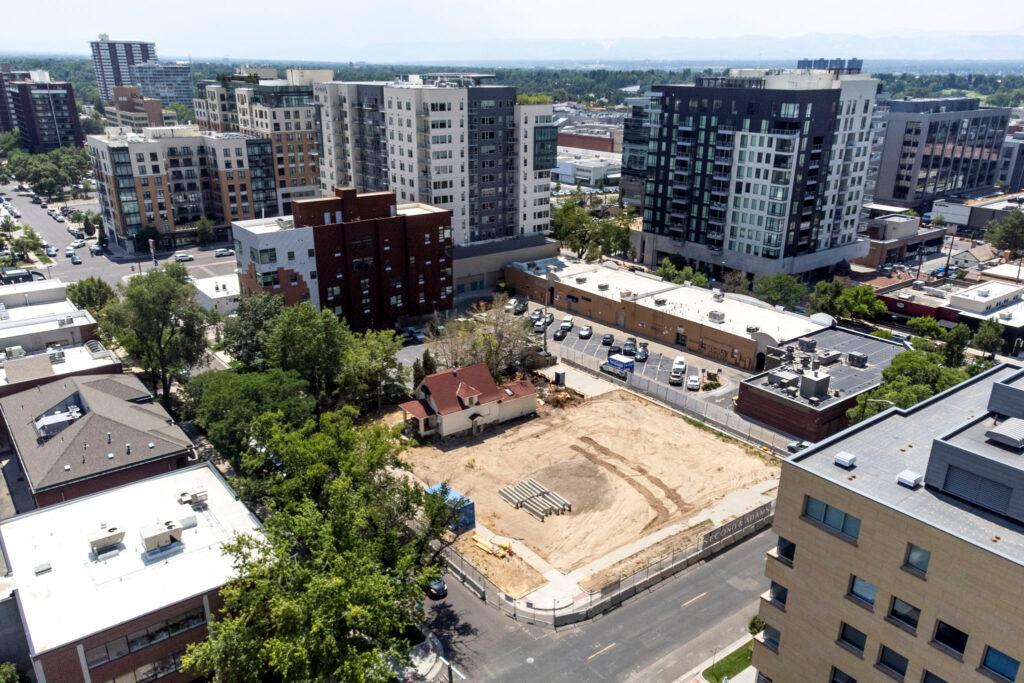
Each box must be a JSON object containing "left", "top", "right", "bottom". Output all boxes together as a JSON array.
[
  {"left": 597, "top": 282, "right": 609, "bottom": 290},
  {"left": 834, "top": 451, "right": 857, "bottom": 469},
  {"left": 712, "top": 288, "right": 725, "bottom": 302},
  {"left": 746, "top": 325, "right": 760, "bottom": 334},
  {"left": 978, "top": 288, "right": 990, "bottom": 298},
  {"left": 897, "top": 469, "right": 923, "bottom": 489},
  {"left": 575, "top": 276, "right": 587, "bottom": 284},
  {"left": 798, "top": 338, "right": 818, "bottom": 353},
  {"left": 708, "top": 310, "right": 726, "bottom": 324},
  {"left": 986, "top": 418, "right": 1024, "bottom": 450},
  {"left": 33, "top": 562, "right": 52, "bottom": 576},
  {"left": 912, "top": 280, "right": 924, "bottom": 290},
  {"left": 847, "top": 351, "right": 868, "bottom": 368},
  {"left": 177, "top": 488, "right": 209, "bottom": 506},
  {"left": 88, "top": 526, "right": 125, "bottom": 554},
  {"left": 999, "top": 311, "right": 1014, "bottom": 321},
  {"left": 653, "top": 297, "right": 667, "bottom": 306}
]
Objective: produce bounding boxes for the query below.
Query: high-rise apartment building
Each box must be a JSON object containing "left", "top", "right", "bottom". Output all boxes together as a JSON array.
[
  {"left": 88, "top": 126, "right": 278, "bottom": 253},
  {"left": 232, "top": 187, "right": 453, "bottom": 330},
  {"left": 128, "top": 60, "right": 194, "bottom": 108},
  {"left": 621, "top": 94, "right": 655, "bottom": 209},
  {"left": 315, "top": 74, "right": 557, "bottom": 246},
  {"left": 998, "top": 131, "right": 1024, "bottom": 194},
  {"left": 627, "top": 65, "right": 878, "bottom": 277},
  {"left": 872, "top": 98, "right": 1010, "bottom": 210},
  {"left": 195, "top": 74, "right": 320, "bottom": 214},
  {"left": 89, "top": 33, "right": 157, "bottom": 103},
  {"left": 753, "top": 363, "right": 1024, "bottom": 683},
  {"left": 0, "top": 63, "right": 31, "bottom": 132},
  {"left": 5, "top": 73, "right": 84, "bottom": 152}
]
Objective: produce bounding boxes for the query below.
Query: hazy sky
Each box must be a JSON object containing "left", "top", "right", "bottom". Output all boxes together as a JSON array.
[{"left": 5, "top": 0, "right": 1024, "bottom": 61}]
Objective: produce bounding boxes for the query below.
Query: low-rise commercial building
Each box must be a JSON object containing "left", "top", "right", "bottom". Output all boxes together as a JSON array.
[
  {"left": 554, "top": 147, "right": 621, "bottom": 188},
  {"left": 932, "top": 191, "right": 1024, "bottom": 235},
  {"left": 233, "top": 187, "right": 453, "bottom": 331},
  {"left": 853, "top": 213, "right": 946, "bottom": 269},
  {"left": 753, "top": 363, "right": 1024, "bottom": 683},
  {"left": 0, "top": 463, "right": 261, "bottom": 683},
  {"left": 736, "top": 327, "right": 905, "bottom": 442},
  {"left": 505, "top": 256, "right": 826, "bottom": 369},
  {"left": 192, "top": 274, "right": 240, "bottom": 316},
  {"left": 557, "top": 124, "right": 622, "bottom": 153},
  {"left": 0, "top": 373, "right": 194, "bottom": 507}
]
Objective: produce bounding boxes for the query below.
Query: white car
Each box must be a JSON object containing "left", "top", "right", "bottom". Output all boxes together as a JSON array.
[
  {"left": 686, "top": 374, "right": 701, "bottom": 391},
  {"left": 174, "top": 252, "right": 194, "bottom": 262},
  {"left": 504, "top": 298, "right": 517, "bottom": 312},
  {"left": 214, "top": 248, "right": 234, "bottom": 257},
  {"left": 70, "top": 239, "right": 86, "bottom": 249},
  {"left": 561, "top": 315, "right": 574, "bottom": 329},
  {"left": 671, "top": 355, "right": 687, "bottom": 373}
]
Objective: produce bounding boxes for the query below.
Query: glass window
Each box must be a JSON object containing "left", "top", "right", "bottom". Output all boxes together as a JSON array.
[
  {"left": 85, "top": 645, "right": 109, "bottom": 668},
  {"left": 904, "top": 544, "right": 931, "bottom": 575},
  {"left": 848, "top": 575, "right": 877, "bottom": 607},
  {"left": 804, "top": 496, "right": 826, "bottom": 522},
  {"left": 922, "top": 671, "right": 948, "bottom": 683},
  {"left": 933, "top": 620, "right": 968, "bottom": 655},
  {"left": 889, "top": 597, "right": 921, "bottom": 631},
  {"left": 839, "top": 622, "right": 867, "bottom": 653},
  {"left": 982, "top": 646, "right": 1020, "bottom": 681},
  {"left": 776, "top": 536, "right": 795, "bottom": 563},
  {"left": 830, "top": 668, "right": 857, "bottom": 683},
  {"left": 878, "top": 645, "right": 909, "bottom": 678},
  {"left": 803, "top": 496, "right": 861, "bottom": 540},
  {"left": 769, "top": 581, "right": 788, "bottom": 607},
  {"left": 107, "top": 636, "right": 130, "bottom": 659},
  {"left": 762, "top": 624, "right": 780, "bottom": 651}
]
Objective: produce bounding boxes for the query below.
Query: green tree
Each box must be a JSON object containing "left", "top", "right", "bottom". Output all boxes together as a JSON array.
[
  {"left": 182, "top": 411, "right": 458, "bottom": 681},
  {"left": 184, "top": 369, "right": 315, "bottom": 468},
  {"left": 411, "top": 358, "right": 425, "bottom": 387},
  {"left": 421, "top": 349, "right": 438, "bottom": 376},
  {"left": 932, "top": 214, "right": 947, "bottom": 228},
  {"left": 907, "top": 316, "right": 947, "bottom": 340},
  {"left": 751, "top": 273, "right": 805, "bottom": 309},
  {"left": 194, "top": 216, "right": 215, "bottom": 245},
  {"left": 848, "top": 350, "right": 969, "bottom": 422},
  {"left": 338, "top": 329, "right": 410, "bottom": 411},
  {"left": 835, "top": 285, "right": 888, "bottom": 320},
  {"left": 0, "top": 130, "right": 18, "bottom": 155},
  {"left": 101, "top": 263, "right": 216, "bottom": 410},
  {"left": 870, "top": 328, "right": 894, "bottom": 340},
  {"left": 66, "top": 276, "right": 116, "bottom": 315},
  {"left": 723, "top": 270, "right": 749, "bottom": 294},
  {"left": 972, "top": 319, "right": 1005, "bottom": 359},
  {"left": 222, "top": 292, "right": 284, "bottom": 371},
  {"left": 166, "top": 103, "right": 195, "bottom": 123},
  {"left": 943, "top": 323, "right": 972, "bottom": 368},
  {"left": 81, "top": 213, "right": 97, "bottom": 237},
  {"left": 0, "top": 662, "right": 20, "bottom": 683},
  {"left": 266, "top": 303, "right": 350, "bottom": 410},
  {"left": 807, "top": 277, "right": 846, "bottom": 317},
  {"left": 655, "top": 257, "right": 709, "bottom": 287},
  {"left": 0, "top": 216, "right": 15, "bottom": 235},
  {"left": 986, "top": 210, "right": 1024, "bottom": 283},
  {"left": 11, "top": 226, "right": 44, "bottom": 261}
]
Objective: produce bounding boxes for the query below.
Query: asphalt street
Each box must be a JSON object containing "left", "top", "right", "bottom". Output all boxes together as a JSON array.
[{"left": 427, "top": 530, "right": 774, "bottom": 682}]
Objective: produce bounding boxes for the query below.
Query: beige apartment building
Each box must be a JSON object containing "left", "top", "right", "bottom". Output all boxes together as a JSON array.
[
  {"left": 106, "top": 85, "right": 175, "bottom": 130},
  {"left": 754, "top": 363, "right": 1024, "bottom": 683}
]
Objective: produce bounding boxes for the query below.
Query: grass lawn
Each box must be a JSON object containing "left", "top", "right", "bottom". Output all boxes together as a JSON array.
[{"left": 702, "top": 640, "right": 753, "bottom": 683}]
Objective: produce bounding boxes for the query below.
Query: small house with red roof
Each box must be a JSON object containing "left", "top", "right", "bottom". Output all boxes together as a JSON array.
[{"left": 398, "top": 363, "right": 537, "bottom": 437}]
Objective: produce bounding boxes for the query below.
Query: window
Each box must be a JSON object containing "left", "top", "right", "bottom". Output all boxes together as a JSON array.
[
  {"left": 830, "top": 668, "right": 857, "bottom": 683},
  {"left": 878, "top": 645, "right": 909, "bottom": 679},
  {"left": 904, "top": 544, "right": 930, "bottom": 576},
  {"left": 982, "top": 646, "right": 1020, "bottom": 681},
  {"left": 839, "top": 622, "right": 867, "bottom": 654},
  {"left": 848, "top": 575, "right": 877, "bottom": 607},
  {"left": 755, "top": 675, "right": 773, "bottom": 683},
  {"left": 803, "top": 496, "right": 861, "bottom": 540},
  {"left": 762, "top": 624, "right": 780, "bottom": 652},
  {"left": 922, "top": 672, "right": 948, "bottom": 683},
  {"left": 776, "top": 536, "right": 795, "bottom": 564},
  {"left": 888, "top": 597, "right": 921, "bottom": 631},
  {"left": 768, "top": 581, "right": 788, "bottom": 607},
  {"left": 932, "top": 620, "right": 968, "bottom": 656}
]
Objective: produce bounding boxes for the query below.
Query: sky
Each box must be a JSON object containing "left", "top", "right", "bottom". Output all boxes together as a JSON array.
[{"left": 5, "top": 0, "right": 1024, "bottom": 62}]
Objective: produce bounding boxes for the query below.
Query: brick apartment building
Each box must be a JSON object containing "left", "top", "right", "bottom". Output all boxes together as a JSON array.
[
  {"left": 233, "top": 187, "right": 453, "bottom": 331},
  {"left": 107, "top": 85, "right": 175, "bottom": 130},
  {"left": 5, "top": 75, "right": 84, "bottom": 153}
]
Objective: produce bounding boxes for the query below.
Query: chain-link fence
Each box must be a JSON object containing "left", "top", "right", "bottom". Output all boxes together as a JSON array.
[
  {"left": 441, "top": 501, "right": 775, "bottom": 629},
  {"left": 556, "top": 347, "right": 792, "bottom": 455}
]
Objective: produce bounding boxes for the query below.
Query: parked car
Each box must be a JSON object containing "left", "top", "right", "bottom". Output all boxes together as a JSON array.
[
  {"left": 174, "top": 252, "right": 194, "bottom": 262},
  {"left": 513, "top": 300, "right": 528, "bottom": 315},
  {"left": 530, "top": 308, "right": 543, "bottom": 322},
  {"left": 672, "top": 355, "right": 687, "bottom": 373},
  {"left": 90, "top": 244, "right": 103, "bottom": 255},
  {"left": 54, "top": 215, "right": 64, "bottom": 223},
  {"left": 579, "top": 325, "right": 593, "bottom": 339},
  {"left": 71, "top": 254, "right": 82, "bottom": 265},
  {"left": 214, "top": 248, "right": 234, "bottom": 257},
  {"left": 686, "top": 374, "right": 701, "bottom": 390},
  {"left": 543, "top": 312, "right": 554, "bottom": 326},
  {"left": 607, "top": 345, "right": 622, "bottom": 357},
  {"left": 635, "top": 345, "right": 649, "bottom": 362},
  {"left": 64, "top": 247, "right": 74, "bottom": 257},
  {"left": 425, "top": 577, "right": 447, "bottom": 599},
  {"left": 622, "top": 337, "right": 637, "bottom": 356},
  {"left": 787, "top": 440, "right": 813, "bottom": 454},
  {"left": 533, "top": 320, "right": 546, "bottom": 334},
  {"left": 561, "top": 315, "right": 574, "bottom": 330},
  {"left": 553, "top": 327, "right": 568, "bottom": 341},
  {"left": 669, "top": 368, "right": 685, "bottom": 385},
  {"left": 601, "top": 333, "right": 614, "bottom": 346},
  {"left": 45, "top": 246, "right": 58, "bottom": 257},
  {"left": 70, "top": 239, "right": 85, "bottom": 249},
  {"left": 504, "top": 298, "right": 517, "bottom": 312}
]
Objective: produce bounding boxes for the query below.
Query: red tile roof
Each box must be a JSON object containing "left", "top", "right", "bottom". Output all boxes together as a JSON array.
[
  {"left": 398, "top": 399, "right": 435, "bottom": 420},
  {"left": 499, "top": 379, "right": 537, "bottom": 399},
  {"left": 416, "top": 363, "right": 535, "bottom": 415}
]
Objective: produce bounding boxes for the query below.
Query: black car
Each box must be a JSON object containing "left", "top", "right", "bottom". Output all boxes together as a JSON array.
[
  {"left": 514, "top": 300, "right": 528, "bottom": 315},
  {"left": 553, "top": 327, "right": 568, "bottom": 341},
  {"left": 601, "top": 334, "right": 614, "bottom": 346},
  {"left": 607, "top": 345, "right": 622, "bottom": 357},
  {"left": 543, "top": 312, "right": 555, "bottom": 326},
  {"left": 425, "top": 578, "right": 447, "bottom": 599},
  {"left": 530, "top": 309, "right": 543, "bottom": 322},
  {"left": 622, "top": 337, "right": 637, "bottom": 356},
  {"left": 635, "top": 346, "right": 649, "bottom": 362}
]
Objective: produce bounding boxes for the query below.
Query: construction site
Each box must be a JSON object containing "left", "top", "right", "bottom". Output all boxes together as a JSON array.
[{"left": 405, "top": 389, "right": 779, "bottom": 598}]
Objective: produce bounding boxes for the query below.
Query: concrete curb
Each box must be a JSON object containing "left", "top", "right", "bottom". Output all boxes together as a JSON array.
[{"left": 673, "top": 633, "right": 753, "bottom": 683}]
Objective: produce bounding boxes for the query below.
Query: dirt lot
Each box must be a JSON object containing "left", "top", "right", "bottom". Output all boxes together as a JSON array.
[
  {"left": 451, "top": 534, "right": 545, "bottom": 598},
  {"left": 406, "top": 390, "right": 777, "bottom": 573}
]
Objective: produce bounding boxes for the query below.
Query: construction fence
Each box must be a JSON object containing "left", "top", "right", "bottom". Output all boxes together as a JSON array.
[
  {"left": 442, "top": 501, "right": 775, "bottom": 630},
  {"left": 556, "top": 347, "right": 794, "bottom": 456}
]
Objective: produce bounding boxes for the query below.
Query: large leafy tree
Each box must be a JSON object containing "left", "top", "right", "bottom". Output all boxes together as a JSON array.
[
  {"left": 751, "top": 273, "right": 805, "bottom": 309},
  {"left": 848, "top": 350, "right": 968, "bottom": 422},
  {"left": 986, "top": 210, "right": 1024, "bottom": 282},
  {"left": 655, "top": 257, "right": 710, "bottom": 287},
  {"left": 428, "top": 296, "right": 535, "bottom": 377},
  {"left": 184, "top": 369, "right": 315, "bottom": 468},
  {"left": 972, "top": 319, "right": 1005, "bottom": 359},
  {"left": 67, "top": 277, "right": 116, "bottom": 315},
  {"left": 835, "top": 285, "right": 888, "bottom": 321},
  {"left": 807, "top": 277, "right": 846, "bottom": 317},
  {"left": 942, "top": 323, "right": 972, "bottom": 368},
  {"left": 550, "top": 195, "right": 632, "bottom": 260},
  {"left": 101, "top": 263, "right": 216, "bottom": 409},
  {"left": 266, "top": 303, "right": 351, "bottom": 410},
  {"left": 907, "top": 316, "right": 946, "bottom": 340},
  {"left": 182, "top": 412, "right": 458, "bottom": 682},
  {"left": 339, "top": 330, "right": 410, "bottom": 412},
  {"left": 222, "top": 292, "right": 284, "bottom": 371}
]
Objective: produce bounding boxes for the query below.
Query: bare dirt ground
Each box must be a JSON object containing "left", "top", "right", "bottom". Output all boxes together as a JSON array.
[
  {"left": 405, "top": 390, "right": 777, "bottom": 573},
  {"left": 451, "top": 534, "right": 545, "bottom": 598}
]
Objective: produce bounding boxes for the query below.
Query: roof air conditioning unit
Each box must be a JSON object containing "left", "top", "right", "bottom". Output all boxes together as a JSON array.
[
  {"left": 654, "top": 297, "right": 667, "bottom": 306},
  {"left": 999, "top": 311, "right": 1013, "bottom": 321},
  {"left": 834, "top": 451, "right": 856, "bottom": 468},
  {"left": 708, "top": 310, "right": 726, "bottom": 324},
  {"left": 141, "top": 520, "right": 183, "bottom": 552},
  {"left": 575, "top": 276, "right": 587, "bottom": 284},
  {"left": 848, "top": 351, "right": 868, "bottom": 368},
  {"left": 597, "top": 282, "right": 609, "bottom": 290},
  {"left": 178, "top": 488, "right": 209, "bottom": 506},
  {"left": 798, "top": 338, "right": 817, "bottom": 352},
  {"left": 88, "top": 526, "right": 126, "bottom": 553},
  {"left": 746, "top": 325, "right": 760, "bottom": 334},
  {"left": 896, "top": 469, "right": 923, "bottom": 488}
]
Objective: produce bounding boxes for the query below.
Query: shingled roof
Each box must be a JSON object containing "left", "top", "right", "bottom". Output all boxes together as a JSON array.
[
  {"left": 419, "top": 363, "right": 504, "bottom": 415},
  {"left": 0, "top": 374, "right": 192, "bottom": 493}
]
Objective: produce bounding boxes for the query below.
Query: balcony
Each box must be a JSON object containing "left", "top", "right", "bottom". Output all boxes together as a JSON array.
[
  {"left": 710, "top": 201, "right": 727, "bottom": 211},
  {"left": 706, "top": 230, "right": 724, "bottom": 239},
  {"left": 713, "top": 172, "right": 731, "bottom": 182},
  {"left": 677, "top": 122, "right": 694, "bottom": 131}
]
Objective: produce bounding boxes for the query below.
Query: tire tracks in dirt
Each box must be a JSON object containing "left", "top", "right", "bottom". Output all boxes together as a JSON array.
[
  {"left": 569, "top": 444, "right": 670, "bottom": 532},
  {"left": 579, "top": 436, "right": 693, "bottom": 516}
]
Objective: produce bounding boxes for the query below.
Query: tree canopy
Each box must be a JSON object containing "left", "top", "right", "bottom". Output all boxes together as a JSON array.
[
  {"left": 751, "top": 273, "right": 805, "bottom": 309},
  {"left": 972, "top": 319, "right": 1005, "bottom": 358},
  {"left": 266, "top": 303, "right": 350, "bottom": 410},
  {"left": 222, "top": 291, "right": 285, "bottom": 371},
  {"left": 66, "top": 276, "right": 116, "bottom": 315},
  {"left": 655, "top": 257, "right": 709, "bottom": 287},
  {"left": 551, "top": 196, "right": 632, "bottom": 260},
  {"left": 848, "top": 349, "right": 969, "bottom": 423},
  {"left": 4, "top": 147, "right": 91, "bottom": 199}
]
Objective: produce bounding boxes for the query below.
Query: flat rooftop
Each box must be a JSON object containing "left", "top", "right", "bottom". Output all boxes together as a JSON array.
[
  {"left": 743, "top": 327, "right": 906, "bottom": 409},
  {"left": 792, "top": 364, "right": 1024, "bottom": 565},
  {"left": 0, "top": 343, "right": 120, "bottom": 389},
  {"left": 193, "top": 274, "right": 240, "bottom": 299},
  {"left": 952, "top": 280, "right": 1022, "bottom": 304},
  {"left": 981, "top": 262, "right": 1024, "bottom": 283},
  {"left": 0, "top": 464, "right": 262, "bottom": 654}
]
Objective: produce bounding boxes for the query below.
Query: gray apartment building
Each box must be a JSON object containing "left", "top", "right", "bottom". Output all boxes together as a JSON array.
[
  {"left": 129, "top": 61, "right": 194, "bottom": 108},
  {"left": 998, "top": 131, "right": 1024, "bottom": 194},
  {"left": 89, "top": 34, "right": 157, "bottom": 103},
  {"left": 872, "top": 97, "right": 1010, "bottom": 211},
  {"left": 627, "top": 65, "right": 878, "bottom": 277}
]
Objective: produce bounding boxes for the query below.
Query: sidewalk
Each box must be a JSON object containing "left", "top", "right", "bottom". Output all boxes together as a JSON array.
[{"left": 674, "top": 633, "right": 755, "bottom": 683}]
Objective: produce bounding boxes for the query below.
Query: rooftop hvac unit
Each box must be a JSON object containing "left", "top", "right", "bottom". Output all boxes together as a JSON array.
[
  {"left": 817, "top": 349, "right": 842, "bottom": 365},
  {"left": 978, "top": 289, "right": 990, "bottom": 298},
  {"left": 798, "top": 338, "right": 818, "bottom": 353},
  {"left": 985, "top": 418, "right": 1024, "bottom": 450},
  {"left": 575, "top": 276, "right": 587, "bottom": 284},
  {"left": 48, "top": 349, "right": 65, "bottom": 364},
  {"left": 999, "top": 311, "right": 1014, "bottom": 321},
  {"left": 834, "top": 451, "right": 857, "bottom": 468},
  {"left": 177, "top": 488, "right": 209, "bottom": 506},
  {"left": 808, "top": 396, "right": 822, "bottom": 407},
  {"left": 712, "top": 288, "right": 724, "bottom": 302},
  {"left": 848, "top": 351, "right": 868, "bottom": 368},
  {"left": 912, "top": 280, "right": 924, "bottom": 290},
  {"left": 746, "top": 325, "right": 760, "bottom": 334},
  {"left": 88, "top": 526, "right": 125, "bottom": 553},
  {"left": 141, "top": 520, "right": 183, "bottom": 552},
  {"left": 654, "top": 297, "right": 667, "bottom": 306},
  {"left": 785, "top": 386, "right": 799, "bottom": 397},
  {"left": 896, "top": 469, "right": 923, "bottom": 488},
  {"left": 708, "top": 310, "right": 726, "bottom": 324},
  {"left": 897, "top": 292, "right": 915, "bottom": 301},
  {"left": 597, "top": 282, "right": 609, "bottom": 290},
  {"left": 5, "top": 346, "right": 25, "bottom": 359}
]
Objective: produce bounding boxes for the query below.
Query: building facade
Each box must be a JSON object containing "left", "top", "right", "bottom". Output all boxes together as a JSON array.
[
  {"left": 998, "top": 131, "right": 1024, "bottom": 194},
  {"left": 233, "top": 187, "right": 453, "bottom": 331},
  {"left": 107, "top": 86, "right": 174, "bottom": 130},
  {"left": 872, "top": 98, "right": 1010, "bottom": 211},
  {"left": 88, "top": 126, "right": 278, "bottom": 253},
  {"left": 627, "top": 67, "right": 878, "bottom": 277},
  {"left": 0, "top": 63, "right": 31, "bottom": 132},
  {"left": 89, "top": 34, "right": 157, "bottom": 103},
  {"left": 621, "top": 95, "right": 655, "bottom": 209},
  {"left": 5, "top": 76, "right": 84, "bottom": 152},
  {"left": 128, "top": 61, "right": 194, "bottom": 108},
  {"left": 315, "top": 74, "right": 557, "bottom": 247},
  {"left": 753, "top": 364, "right": 1024, "bottom": 683}
]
